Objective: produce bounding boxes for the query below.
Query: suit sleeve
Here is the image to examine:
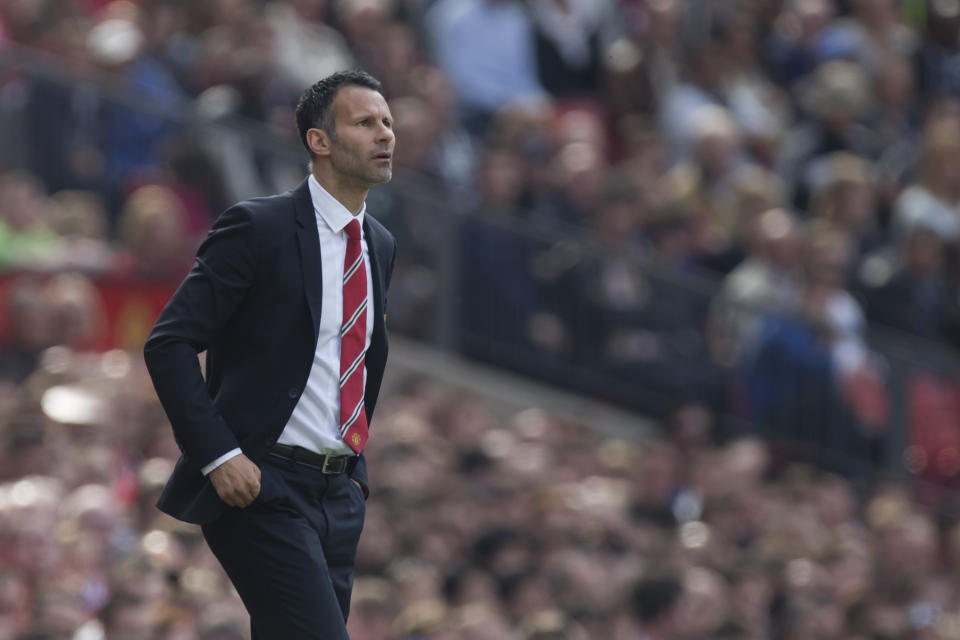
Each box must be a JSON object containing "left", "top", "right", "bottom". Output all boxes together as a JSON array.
[{"left": 144, "top": 204, "right": 258, "bottom": 468}]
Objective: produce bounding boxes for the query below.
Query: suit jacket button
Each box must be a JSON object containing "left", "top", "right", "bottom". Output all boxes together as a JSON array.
[{"left": 288, "top": 388, "right": 300, "bottom": 399}]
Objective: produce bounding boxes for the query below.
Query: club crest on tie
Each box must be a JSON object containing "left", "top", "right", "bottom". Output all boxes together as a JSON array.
[{"left": 351, "top": 433, "right": 362, "bottom": 446}]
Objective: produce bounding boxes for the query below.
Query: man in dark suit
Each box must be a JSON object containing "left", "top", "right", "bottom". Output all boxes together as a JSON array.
[{"left": 144, "top": 70, "right": 397, "bottom": 639}]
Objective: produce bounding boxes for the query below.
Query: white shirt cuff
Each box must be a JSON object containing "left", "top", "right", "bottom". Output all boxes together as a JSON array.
[{"left": 201, "top": 448, "right": 243, "bottom": 476}]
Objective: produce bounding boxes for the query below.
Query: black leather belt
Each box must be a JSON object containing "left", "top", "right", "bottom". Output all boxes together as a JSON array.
[{"left": 266, "top": 443, "right": 358, "bottom": 475}]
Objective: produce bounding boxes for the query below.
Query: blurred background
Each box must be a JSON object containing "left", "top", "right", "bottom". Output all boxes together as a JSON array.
[{"left": 4, "top": 0, "right": 960, "bottom": 638}]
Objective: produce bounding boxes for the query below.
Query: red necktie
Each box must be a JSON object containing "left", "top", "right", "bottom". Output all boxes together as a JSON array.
[{"left": 339, "top": 219, "right": 369, "bottom": 454}]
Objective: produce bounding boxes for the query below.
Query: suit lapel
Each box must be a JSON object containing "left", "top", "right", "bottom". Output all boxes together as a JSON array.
[
  {"left": 363, "top": 217, "right": 386, "bottom": 332},
  {"left": 295, "top": 174, "right": 389, "bottom": 348},
  {"left": 293, "top": 180, "right": 323, "bottom": 341}
]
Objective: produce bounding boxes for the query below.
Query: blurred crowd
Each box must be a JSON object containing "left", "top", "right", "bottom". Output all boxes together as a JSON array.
[
  {"left": 4, "top": 0, "right": 960, "bottom": 637},
  {"left": 3, "top": 0, "right": 960, "bottom": 438},
  {"left": 5, "top": 350, "right": 960, "bottom": 639}
]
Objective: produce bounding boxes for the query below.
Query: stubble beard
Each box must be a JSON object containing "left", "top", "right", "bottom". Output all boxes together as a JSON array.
[{"left": 331, "top": 139, "right": 393, "bottom": 187}]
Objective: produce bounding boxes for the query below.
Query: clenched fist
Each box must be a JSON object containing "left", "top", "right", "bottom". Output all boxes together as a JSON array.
[{"left": 209, "top": 454, "right": 261, "bottom": 508}]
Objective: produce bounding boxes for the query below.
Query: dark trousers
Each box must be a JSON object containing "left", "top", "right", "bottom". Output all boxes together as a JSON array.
[{"left": 201, "top": 455, "right": 366, "bottom": 639}]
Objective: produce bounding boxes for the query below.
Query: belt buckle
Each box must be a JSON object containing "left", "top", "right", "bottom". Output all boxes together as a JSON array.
[{"left": 321, "top": 456, "right": 346, "bottom": 474}]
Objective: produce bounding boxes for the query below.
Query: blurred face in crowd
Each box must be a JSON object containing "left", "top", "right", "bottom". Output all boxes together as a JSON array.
[
  {"left": 389, "top": 97, "right": 435, "bottom": 170},
  {"left": 718, "top": 10, "right": 758, "bottom": 65},
  {"left": 596, "top": 199, "right": 638, "bottom": 247},
  {"left": 412, "top": 66, "right": 458, "bottom": 127},
  {"left": 695, "top": 130, "right": 740, "bottom": 181},
  {"left": 687, "top": 45, "right": 731, "bottom": 93},
  {"left": 558, "top": 142, "right": 606, "bottom": 212},
  {"left": 289, "top": 0, "right": 329, "bottom": 21},
  {"left": 786, "top": 0, "right": 835, "bottom": 39},
  {"left": 675, "top": 567, "right": 730, "bottom": 637},
  {"left": 830, "top": 180, "right": 876, "bottom": 232},
  {"left": 922, "top": 138, "right": 960, "bottom": 199},
  {"left": 0, "top": 571, "right": 28, "bottom": 634},
  {"left": 0, "top": 174, "right": 47, "bottom": 231},
  {"left": 479, "top": 149, "right": 524, "bottom": 209},
  {"left": 321, "top": 86, "right": 395, "bottom": 188},
  {"left": 8, "top": 281, "right": 55, "bottom": 352},
  {"left": 904, "top": 228, "right": 945, "bottom": 277},
  {"left": 875, "top": 53, "right": 916, "bottom": 112},
  {"left": 851, "top": 0, "right": 898, "bottom": 26},
  {"left": 120, "top": 186, "right": 187, "bottom": 270},
  {"left": 806, "top": 230, "right": 851, "bottom": 289},
  {"left": 756, "top": 208, "right": 801, "bottom": 270}
]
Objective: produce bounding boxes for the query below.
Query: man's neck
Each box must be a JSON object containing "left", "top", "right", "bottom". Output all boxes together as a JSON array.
[{"left": 311, "top": 167, "right": 367, "bottom": 216}]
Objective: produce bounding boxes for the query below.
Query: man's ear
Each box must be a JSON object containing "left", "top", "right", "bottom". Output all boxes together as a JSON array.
[{"left": 306, "top": 128, "right": 332, "bottom": 158}]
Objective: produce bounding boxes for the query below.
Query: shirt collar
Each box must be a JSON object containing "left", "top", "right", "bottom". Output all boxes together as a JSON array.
[{"left": 308, "top": 174, "right": 365, "bottom": 234}]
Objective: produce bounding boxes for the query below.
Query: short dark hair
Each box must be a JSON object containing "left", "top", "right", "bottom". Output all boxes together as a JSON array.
[{"left": 295, "top": 70, "right": 383, "bottom": 156}]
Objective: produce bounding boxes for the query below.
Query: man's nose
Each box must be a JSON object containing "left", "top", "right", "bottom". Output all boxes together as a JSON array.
[{"left": 376, "top": 123, "right": 394, "bottom": 144}]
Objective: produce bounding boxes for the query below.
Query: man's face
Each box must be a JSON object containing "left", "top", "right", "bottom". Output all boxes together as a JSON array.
[{"left": 327, "top": 86, "right": 395, "bottom": 187}]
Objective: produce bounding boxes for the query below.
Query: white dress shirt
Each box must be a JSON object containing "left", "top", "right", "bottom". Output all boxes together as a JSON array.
[{"left": 202, "top": 175, "right": 375, "bottom": 474}]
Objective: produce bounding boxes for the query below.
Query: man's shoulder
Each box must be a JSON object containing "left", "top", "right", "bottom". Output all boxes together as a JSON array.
[
  {"left": 364, "top": 211, "right": 393, "bottom": 239},
  {"left": 218, "top": 184, "right": 307, "bottom": 235},
  {"left": 364, "top": 212, "right": 397, "bottom": 258},
  {"left": 233, "top": 189, "right": 297, "bottom": 220}
]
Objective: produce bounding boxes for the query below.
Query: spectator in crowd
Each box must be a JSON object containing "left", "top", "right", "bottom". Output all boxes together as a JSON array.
[
  {"left": 425, "top": 0, "right": 548, "bottom": 134},
  {"left": 764, "top": 0, "right": 836, "bottom": 85},
  {"left": 918, "top": 0, "right": 960, "bottom": 95},
  {"left": 781, "top": 59, "right": 879, "bottom": 210},
  {"left": 458, "top": 145, "right": 555, "bottom": 368},
  {"left": 265, "top": 0, "right": 354, "bottom": 90},
  {"left": 746, "top": 222, "right": 883, "bottom": 466},
  {"left": 540, "top": 106, "right": 610, "bottom": 227},
  {"left": 658, "top": 29, "right": 734, "bottom": 165},
  {"left": 892, "top": 116, "right": 960, "bottom": 244},
  {"left": 405, "top": 66, "right": 477, "bottom": 192},
  {"left": 603, "top": 0, "right": 683, "bottom": 120},
  {"left": 658, "top": 104, "right": 747, "bottom": 267},
  {"left": 865, "top": 224, "right": 949, "bottom": 341},
  {"left": 336, "top": 0, "right": 397, "bottom": 84},
  {"left": 0, "top": 173, "right": 62, "bottom": 271},
  {"left": 808, "top": 152, "right": 884, "bottom": 262},
  {"left": 800, "top": 224, "right": 872, "bottom": 385},
  {"left": 701, "top": 164, "right": 786, "bottom": 274},
  {"left": 870, "top": 50, "right": 920, "bottom": 198},
  {"left": 527, "top": 0, "right": 621, "bottom": 99},
  {"left": 715, "top": 4, "right": 792, "bottom": 171},
  {"left": 87, "top": 10, "right": 187, "bottom": 188},
  {"left": 817, "top": 0, "right": 918, "bottom": 74},
  {"left": 710, "top": 207, "right": 803, "bottom": 367},
  {"left": 46, "top": 190, "right": 113, "bottom": 273},
  {"left": 615, "top": 116, "right": 668, "bottom": 197},
  {"left": 0, "top": 278, "right": 59, "bottom": 383},
  {"left": 109, "top": 185, "right": 192, "bottom": 281}
]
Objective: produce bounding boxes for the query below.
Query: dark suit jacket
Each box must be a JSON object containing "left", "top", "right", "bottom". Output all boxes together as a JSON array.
[{"left": 144, "top": 179, "right": 396, "bottom": 525}]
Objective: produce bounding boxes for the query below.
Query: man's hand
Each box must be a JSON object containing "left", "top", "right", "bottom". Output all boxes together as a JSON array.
[{"left": 209, "top": 454, "right": 261, "bottom": 508}]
